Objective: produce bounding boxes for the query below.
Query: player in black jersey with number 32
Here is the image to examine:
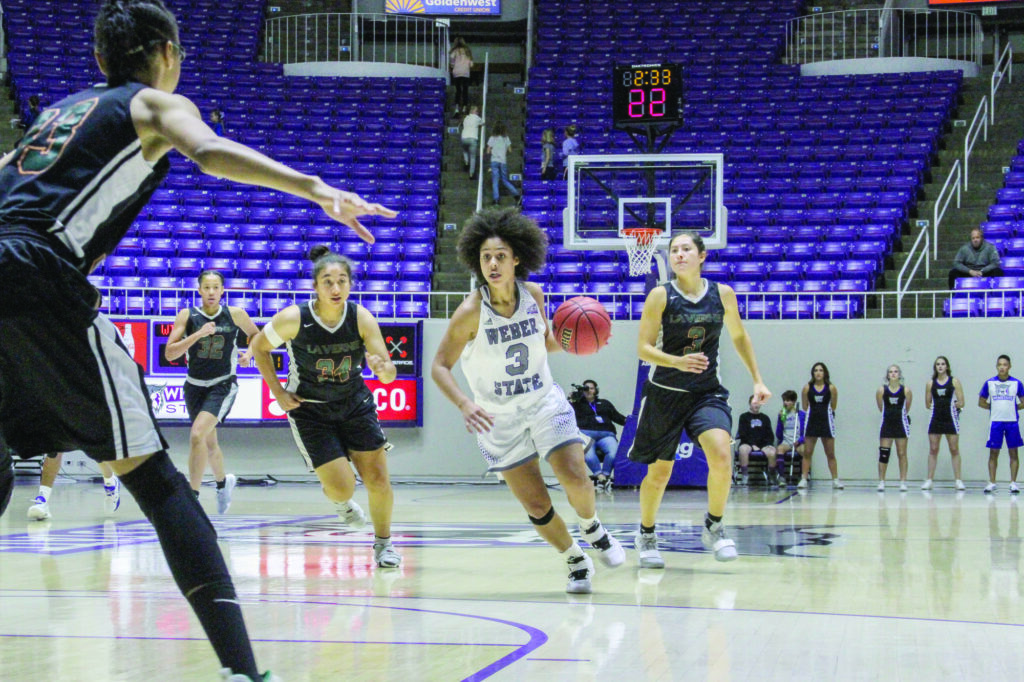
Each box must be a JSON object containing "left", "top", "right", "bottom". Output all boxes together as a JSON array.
[
  {"left": 251, "top": 246, "right": 402, "bottom": 568},
  {"left": 629, "top": 232, "right": 770, "bottom": 567},
  {"left": 0, "top": 2, "right": 395, "bottom": 680},
  {"left": 165, "top": 270, "right": 260, "bottom": 512}
]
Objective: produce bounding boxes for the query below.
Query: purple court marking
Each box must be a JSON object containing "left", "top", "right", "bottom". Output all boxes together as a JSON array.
[
  {"left": 257, "top": 597, "right": 549, "bottom": 681},
  {"left": 775, "top": 491, "right": 799, "bottom": 504},
  {"left": 0, "top": 515, "right": 332, "bottom": 555},
  {"left": 0, "top": 591, "right": 549, "bottom": 680}
]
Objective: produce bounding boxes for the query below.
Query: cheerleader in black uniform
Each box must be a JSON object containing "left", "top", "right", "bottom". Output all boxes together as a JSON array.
[
  {"left": 876, "top": 364, "right": 913, "bottom": 492},
  {"left": 922, "top": 356, "right": 966, "bottom": 491},
  {"left": 800, "top": 362, "right": 842, "bottom": 489},
  {"left": 251, "top": 246, "right": 402, "bottom": 568}
]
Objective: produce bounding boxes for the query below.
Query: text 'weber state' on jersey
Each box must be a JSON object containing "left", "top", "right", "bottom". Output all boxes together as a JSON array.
[{"left": 461, "top": 282, "right": 554, "bottom": 414}]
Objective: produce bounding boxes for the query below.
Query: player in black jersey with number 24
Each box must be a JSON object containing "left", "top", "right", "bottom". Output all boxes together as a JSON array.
[{"left": 0, "top": 2, "right": 395, "bottom": 680}]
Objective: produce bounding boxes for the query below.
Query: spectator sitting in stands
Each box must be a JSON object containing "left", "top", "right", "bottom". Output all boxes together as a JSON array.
[
  {"left": 209, "top": 107, "right": 226, "bottom": 136},
  {"left": 735, "top": 395, "right": 780, "bottom": 487},
  {"left": 570, "top": 380, "right": 627, "bottom": 492},
  {"left": 948, "top": 227, "right": 1002, "bottom": 290},
  {"left": 28, "top": 94, "right": 42, "bottom": 120},
  {"left": 775, "top": 389, "right": 806, "bottom": 486},
  {"left": 560, "top": 124, "right": 579, "bottom": 180}
]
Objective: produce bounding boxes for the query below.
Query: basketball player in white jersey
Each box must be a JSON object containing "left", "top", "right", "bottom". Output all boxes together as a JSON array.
[{"left": 432, "top": 208, "right": 625, "bottom": 594}]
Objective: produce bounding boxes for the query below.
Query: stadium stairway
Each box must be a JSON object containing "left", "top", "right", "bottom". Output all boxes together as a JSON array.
[
  {"left": 881, "top": 64, "right": 1024, "bottom": 317},
  {"left": 433, "top": 70, "right": 526, "bottom": 303},
  {"left": 0, "top": 83, "right": 23, "bottom": 153},
  {"left": 791, "top": 0, "right": 887, "bottom": 64}
]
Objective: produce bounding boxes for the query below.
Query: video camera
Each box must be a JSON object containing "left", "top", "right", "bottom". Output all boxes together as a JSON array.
[{"left": 569, "top": 383, "right": 587, "bottom": 404}]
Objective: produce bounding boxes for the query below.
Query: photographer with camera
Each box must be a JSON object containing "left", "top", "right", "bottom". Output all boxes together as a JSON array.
[{"left": 571, "top": 380, "right": 627, "bottom": 492}]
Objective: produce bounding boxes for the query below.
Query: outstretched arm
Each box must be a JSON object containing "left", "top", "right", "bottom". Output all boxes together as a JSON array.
[{"left": 131, "top": 88, "right": 397, "bottom": 243}]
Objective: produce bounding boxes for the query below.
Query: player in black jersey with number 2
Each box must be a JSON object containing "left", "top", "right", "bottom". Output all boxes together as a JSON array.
[
  {"left": 165, "top": 270, "right": 260, "bottom": 513},
  {"left": 251, "top": 246, "right": 402, "bottom": 569},
  {"left": 0, "top": 2, "right": 395, "bottom": 680},
  {"left": 629, "top": 232, "right": 770, "bottom": 567}
]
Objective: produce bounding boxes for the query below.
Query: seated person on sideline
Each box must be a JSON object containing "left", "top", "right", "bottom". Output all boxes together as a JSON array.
[
  {"left": 948, "top": 227, "right": 1003, "bottom": 290},
  {"left": 775, "top": 389, "right": 807, "bottom": 485},
  {"left": 571, "top": 379, "right": 627, "bottom": 492},
  {"left": 735, "top": 395, "right": 780, "bottom": 486}
]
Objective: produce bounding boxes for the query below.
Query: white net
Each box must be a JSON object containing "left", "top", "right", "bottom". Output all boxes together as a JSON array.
[{"left": 623, "top": 228, "right": 660, "bottom": 276}]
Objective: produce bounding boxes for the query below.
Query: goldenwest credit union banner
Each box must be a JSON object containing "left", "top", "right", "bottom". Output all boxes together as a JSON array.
[{"left": 385, "top": 0, "right": 501, "bottom": 16}]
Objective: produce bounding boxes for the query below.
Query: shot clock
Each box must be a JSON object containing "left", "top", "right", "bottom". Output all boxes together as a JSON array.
[{"left": 612, "top": 63, "right": 683, "bottom": 127}]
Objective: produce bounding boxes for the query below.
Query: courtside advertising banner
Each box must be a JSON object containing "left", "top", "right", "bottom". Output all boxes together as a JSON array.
[
  {"left": 385, "top": 0, "right": 501, "bottom": 16},
  {"left": 115, "top": 318, "right": 424, "bottom": 426}
]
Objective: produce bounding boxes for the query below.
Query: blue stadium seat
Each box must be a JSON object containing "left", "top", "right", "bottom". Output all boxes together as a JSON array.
[
  {"left": 138, "top": 257, "right": 168, "bottom": 277},
  {"left": 818, "top": 299, "right": 861, "bottom": 319},
  {"left": 944, "top": 298, "right": 980, "bottom": 318},
  {"left": 146, "top": 238, "right": 177, "bottom": 257},
  {"left": 178, "top": 238, "right": 208, "bottom": 257},
  {"left": 168, "top": 258, "right": 202, "bottom": 278}
]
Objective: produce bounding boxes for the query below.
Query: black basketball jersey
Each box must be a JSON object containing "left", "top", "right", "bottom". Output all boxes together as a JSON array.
[
  {"left": 0, "top": 82, "right": 170, "bottom": 272},
  {"left": 882, "top": 385, "right": 907, "bottom": 417},
  {"left": 185, "top": 306, "right": 240, "bottom": 385},
  {"left": 285, "top": 300, "right": 367, "bottom": 402},
  {"left": 931, "top": 378, "right": 957, "bottom": 422},
  {"left": 649, "top": 279, "right": 725, "bottom": 394}
]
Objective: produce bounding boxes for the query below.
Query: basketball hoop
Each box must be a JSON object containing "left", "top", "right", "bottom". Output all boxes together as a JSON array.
[{"left": 622, "top": 228, "right": 660, "bottom": 276}]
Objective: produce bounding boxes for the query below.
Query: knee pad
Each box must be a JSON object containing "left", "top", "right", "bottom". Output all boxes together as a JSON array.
[
  {"left": 529, "top": 506, "right": 555, "bottom": 526},
  {"left": 119, "top": 451, "right": 190, "bottom": 516},
  {"left": 878, "top": 447, "right": 891, "bottom": 464}
]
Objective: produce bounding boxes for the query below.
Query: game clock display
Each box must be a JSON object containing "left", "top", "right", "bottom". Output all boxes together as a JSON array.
[{"left": 612, "top": 63, "right": 683, "bottom": 127}]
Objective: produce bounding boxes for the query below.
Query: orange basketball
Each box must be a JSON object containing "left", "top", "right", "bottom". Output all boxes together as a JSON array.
[{"left": 552, "top": 296, "right": 612, "bottom": 355}]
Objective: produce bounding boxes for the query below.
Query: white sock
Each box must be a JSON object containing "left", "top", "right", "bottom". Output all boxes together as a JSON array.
[
  {"left": 334, "top": 499, "right": 354, "bottom": 511},
  {"left": 559, "top": 542, "right": 585, "bottom": 561},
  {"left": 577, "top": 515, "right": 600, "bottom": 535},
  {"left": 38, "top": 485, "right": 52, "bottom": 501},
  {"left": 103, "top": 477, "right": 116, "bottom": 488}
]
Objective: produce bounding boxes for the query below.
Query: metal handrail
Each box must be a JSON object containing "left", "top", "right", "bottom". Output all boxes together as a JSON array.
[
  {"left": 263, "top": 12, "right": 448, "bottom": 69},
  {"left": 785, "top": 8, "right": 982, "bottom": 66},
  {"left": 964, "top": 97, "right": 988, "bottom": 192},
  {"left": 933, "top": 159, "right": 962, "bottom": 259},
  {"left": 96, "top": 284, "right": 1020, "bottom": 321},
  {"left": 476, "top": 53, "right": 489, "bottom": 216},
  {"left": 992, "top": 41, "right": 1014, "bottom": 124},
  {"left": 896, "top": 225, "right": 929, "bottom": 318}
]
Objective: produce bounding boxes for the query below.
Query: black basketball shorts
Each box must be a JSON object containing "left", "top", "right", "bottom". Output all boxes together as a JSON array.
[
  {"left": 628, "top": 382, "right": 733, "bottom": 464},
  {"left": 286, "top": 385, "right": 387, "bottom": 470},
  {"left": 184, "top": 378, "right": 239, "bottom": 423},
  {"left": 0, "top": 235, "right": 167, "bottom": 461}
]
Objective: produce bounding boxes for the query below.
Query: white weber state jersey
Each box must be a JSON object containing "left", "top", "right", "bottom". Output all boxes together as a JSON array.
[{"left": 461, "top": 281, "right": 555, "bottom": 414}]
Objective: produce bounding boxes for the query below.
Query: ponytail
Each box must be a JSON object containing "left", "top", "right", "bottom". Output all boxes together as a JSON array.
[{"left": 94, "top": 0, "right": 178, "bottom": 86}]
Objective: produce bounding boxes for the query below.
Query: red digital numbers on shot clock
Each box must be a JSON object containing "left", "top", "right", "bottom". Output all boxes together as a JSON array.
[{"left": 613, "top": 63, "right": 683, "bottom": 127}]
